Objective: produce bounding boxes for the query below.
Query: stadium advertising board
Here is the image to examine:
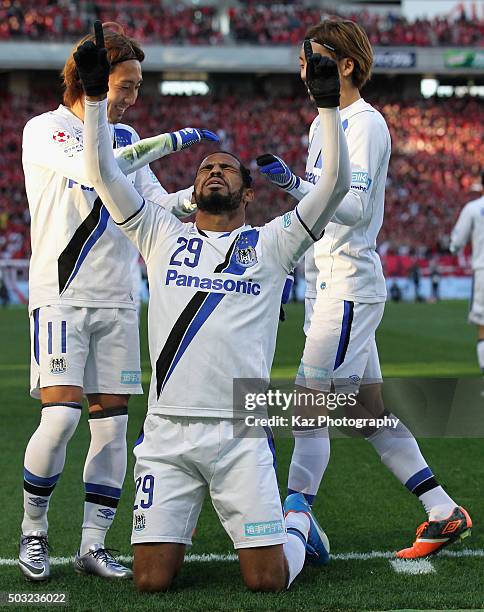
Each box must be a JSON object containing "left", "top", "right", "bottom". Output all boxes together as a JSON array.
[
  {"left": 373, "top": 51, "right": 416, "bottom": 69},
  {"left": 444, "top": 50, "right": 484, "bottom": 69}
]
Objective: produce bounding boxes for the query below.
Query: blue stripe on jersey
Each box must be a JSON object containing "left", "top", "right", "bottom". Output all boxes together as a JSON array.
[
  {"left": 334, "top": 300, "right": 354, "bottom": 370},
  {"left": 161, "top": 292, "right": 225, "bottom": 392},
  {"left": 85, "top": 482, "right": 122, "bottom": 499},
  {"left": 223, "top": 228, "right": 260, "bottom": 275},
  {"left": 47, "top": 322, "right": 52, "bottom": 355},
  {"left": 61, "top": 321, "right": 67, "bottom": 353},
  {"left": 405, "top": 467, "right": 433, "bottom": 492},
  {"left": 33, "top": 308, "right": 40, "bottom": 365},
  {"left": 63, "top": 205, "right": 110, "bottom": 293},
  {"left": 342, "top": 118, "right": 349, "bottom": 131},
  {"left": 24, "top": 468, "right": 60, "bottom": 488},
  {"left": 315, "top": 151, "right": 323, "bottom": 170},
  {"left": 114, "top": 127, "right": 133, "bottom": 148}
]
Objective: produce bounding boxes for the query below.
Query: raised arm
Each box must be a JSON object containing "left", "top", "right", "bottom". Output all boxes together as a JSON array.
[
  {"left": 75, "top": 22, "right": 215, "bottom": 224},
  {"left": 84, "top": 97, "right": 144, "bottom": 223},
  {"left": 295, "top": 42, "right": 350, "bottom": 239},
  {"left": 266, "top": 42, "right": 350, "bottom": 273}
]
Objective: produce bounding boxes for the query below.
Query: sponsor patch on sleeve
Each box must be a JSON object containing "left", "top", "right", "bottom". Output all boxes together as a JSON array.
[
  {"left": 282, "top": 212, "right": 292, "bottom": 228},
  {"left": 351, "top": 170, "right": 372, "bottom": 192}
]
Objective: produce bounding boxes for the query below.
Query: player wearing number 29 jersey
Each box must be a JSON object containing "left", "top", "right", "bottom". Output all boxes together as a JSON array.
[
  {"left": 78, "top": 22, "right": 349, "bottom": 588},
  {"left": 85, "top": 101, "right": 350, "bottom": 418}
]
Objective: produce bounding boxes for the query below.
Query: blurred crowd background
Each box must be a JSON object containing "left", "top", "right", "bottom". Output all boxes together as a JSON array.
[
  {"left": 0, "top": 0, "right": 482, "bottom": 288},
  {"left": 0, "top": 0, "right": 483, "bottom": 46}
]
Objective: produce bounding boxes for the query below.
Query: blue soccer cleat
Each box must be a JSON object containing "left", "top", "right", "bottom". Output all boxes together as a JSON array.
[{"left": 283, "top": 492, "right": 330, "bottom": 566}]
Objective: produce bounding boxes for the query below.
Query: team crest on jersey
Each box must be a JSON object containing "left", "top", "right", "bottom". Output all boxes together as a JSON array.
[
  {"left": 134, "top": 513, "right": 146, "bottom": 531},
  {"left": 49, "top": 356, "right": 67, "bottom": 375},
  {"left": 235, "top": 236, "right": 258, "bottom": 268}
]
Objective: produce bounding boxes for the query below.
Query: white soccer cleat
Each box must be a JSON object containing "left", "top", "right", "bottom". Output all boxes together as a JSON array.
[
  {"left": 19, "top": 531, "right": 50, "bottom": 581},
  {"left": 74, "top": 544, "right": 132, "bottom": 579}
]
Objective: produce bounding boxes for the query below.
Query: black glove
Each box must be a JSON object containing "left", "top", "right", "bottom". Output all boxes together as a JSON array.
[
  {"left": 73, "top": 21, "right": 110, "bottom": 96},
  {"left": 304, "top": 39, "right": 340, "bottom": 108}
]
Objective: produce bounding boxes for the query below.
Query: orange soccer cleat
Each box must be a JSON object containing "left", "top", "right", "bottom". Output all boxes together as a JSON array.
[{"left": 396, "top": 506, "right": 472, "bottom": 559}]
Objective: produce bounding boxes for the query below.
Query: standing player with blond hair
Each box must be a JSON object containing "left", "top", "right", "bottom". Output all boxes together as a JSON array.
[
  {"left": 19, "top": 23, "right": 217, "bottom": 581},
  {"left": 257, "top": 19, "right": 472, "bottom": 559}
]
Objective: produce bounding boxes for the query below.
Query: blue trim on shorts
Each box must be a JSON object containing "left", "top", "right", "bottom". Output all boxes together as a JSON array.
[
  {"left": 61, "top": 320, "right": 67, "bottom": 353},
  {"left": 334, "top": 300, "right": 354, "bottom": 370},
  {"left": 47, "top": 321, "right": 52, "bottom": 355},
  {"left": 33, "top": 308, "right": 40, "bottom": 365},
  {"left": 134, "top": 432, "right": 144, "bottom": 448}
]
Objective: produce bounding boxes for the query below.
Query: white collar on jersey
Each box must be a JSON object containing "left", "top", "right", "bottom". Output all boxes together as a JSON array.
[{"left": 192, "top": 223, "right": 250, "bottom": 238}]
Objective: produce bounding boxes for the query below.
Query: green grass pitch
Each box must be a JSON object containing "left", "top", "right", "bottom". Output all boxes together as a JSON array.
[{"left": 0, "top": 301, "right": 482, "bottom": 611}]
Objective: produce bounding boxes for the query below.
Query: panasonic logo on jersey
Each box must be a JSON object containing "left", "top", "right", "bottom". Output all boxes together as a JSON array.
[{"left": 165, "top": 269, "right": 261, "bottom": 295}]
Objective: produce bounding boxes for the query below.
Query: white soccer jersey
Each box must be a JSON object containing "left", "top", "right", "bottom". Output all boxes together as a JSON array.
[
  {"left": 450, "top": 195, "right": 484, "bottom": 270},
  {"left": 290, "top": 98, "right": 390, "bottom": 302},
  {"left": 83, "top": 98, "right": 351, "bottom": 420},
  {"left": 23, "top": 104, "right": 192, "bottom": 311},
  {"left": 121, "top": 206, "right": 312, "bottom": 418}
]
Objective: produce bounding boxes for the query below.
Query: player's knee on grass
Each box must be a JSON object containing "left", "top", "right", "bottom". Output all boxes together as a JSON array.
[
  {"left": 133, "top": 543, "right": 184, "bottom": 593},
  {"left": 239, "top": 547, "right": 287, "bottom": 592}
]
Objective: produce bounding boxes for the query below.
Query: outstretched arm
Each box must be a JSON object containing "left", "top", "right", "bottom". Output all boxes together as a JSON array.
[
  {"left": 296, "top": 107, "right": 350, "bottom": 239},
  {"left": 85, "top": 98, "right": 145, "bottom": 223},
  {"left": 266, "top": 41, "right": 350, "bottom": 272}
]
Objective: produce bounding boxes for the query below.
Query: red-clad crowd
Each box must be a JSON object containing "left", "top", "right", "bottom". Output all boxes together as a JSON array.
[
  {"left": 0, "top": 93, "right": 481, "bottom": 264},
  {"left": 230, "top": 4, "right": 484, "bottom": 46},
  {"left": 0, "top": 0, "right": 220, "bottom": 43},
  {"left": 0, "top": 0, "right": 482, "bottom": 46}
]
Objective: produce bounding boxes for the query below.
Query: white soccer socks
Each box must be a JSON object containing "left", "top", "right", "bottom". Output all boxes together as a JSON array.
[
  {"left": 80, "top": 409, "right": 128, "bottom": 555},
  {"left": 22, "top": 403, "right": 82, "bottom": 534},
  {"left": 284, "top": 510, "right": 310, "bottom": 587},
  {"left": 367, "top": 414, "right": 456, "bottom": 519},
  {"left": 287, "top": 428, "right": 330, "bottom": 505}
]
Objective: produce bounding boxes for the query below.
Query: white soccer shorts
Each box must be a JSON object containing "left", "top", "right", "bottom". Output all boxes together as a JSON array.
[
  {"left": 131, "top": 415, "right": 287, "bottom": 549},
  {"left": 469, "top": 269, "right": 484, "bottom": 326},
  {"left": 296, "top": 296, "right": 385, "bottom": 392},
  {"left": 29, "top": 305, "right": 142, "bottom": 398}
]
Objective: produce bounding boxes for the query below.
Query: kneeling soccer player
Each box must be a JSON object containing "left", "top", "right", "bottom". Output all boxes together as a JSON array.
[{"left": 76, "top": 24, "right": 350, "bottom": 591}]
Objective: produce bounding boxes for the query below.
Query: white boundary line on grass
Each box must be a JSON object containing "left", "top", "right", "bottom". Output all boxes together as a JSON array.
[
  {"left": 390, "top": 558, "right": 436, "bottom": 575},
  {"left": 2, "top": 549, "right": 483, "bottom": 568}
]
